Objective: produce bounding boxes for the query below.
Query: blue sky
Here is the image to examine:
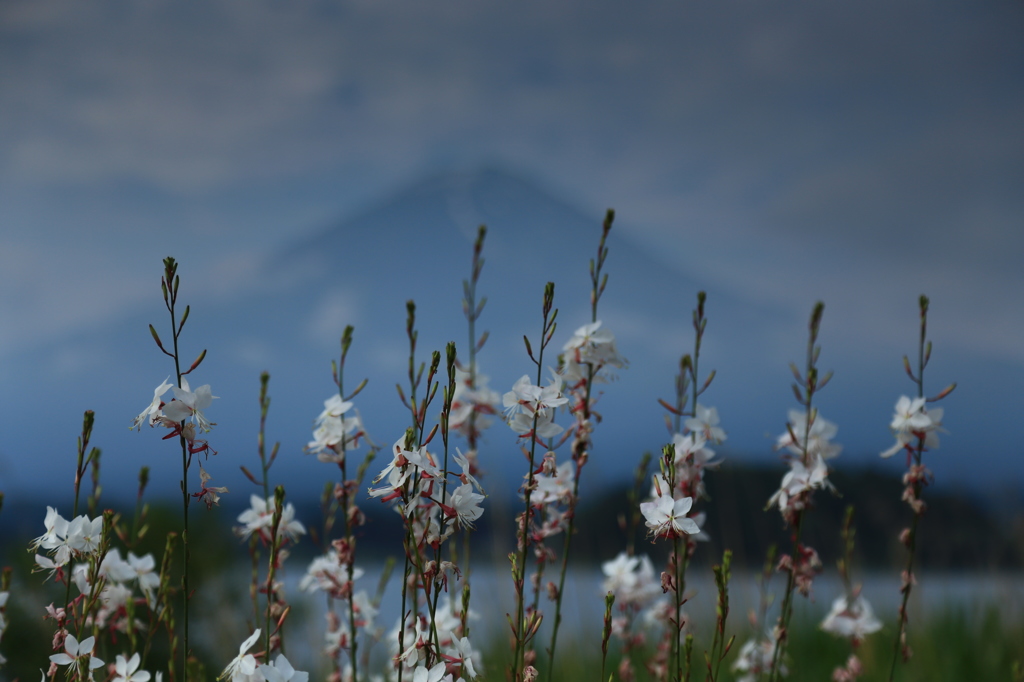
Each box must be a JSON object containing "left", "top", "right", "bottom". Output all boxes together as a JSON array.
[{"left": 1, "top": 1, "right": 1022, "bottom": 505}]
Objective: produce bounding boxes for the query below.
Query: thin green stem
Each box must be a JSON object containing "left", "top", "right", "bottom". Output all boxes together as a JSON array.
[
  {"left": 888, "top": 296, "right": 931, "bottom": 682},
  {"left": 513, "top": 284, "right": 556, "bottom": 682},
  {"left": 768, "top": 302, "right": 824, "bottom": 682},
  {"left": 168, "top": 292, "right": 190, "bottom": 680}
]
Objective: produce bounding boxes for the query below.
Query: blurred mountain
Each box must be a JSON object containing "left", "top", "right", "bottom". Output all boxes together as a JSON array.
[{"left": 2, "top": 166, "right": 1020, "bottom": 511}]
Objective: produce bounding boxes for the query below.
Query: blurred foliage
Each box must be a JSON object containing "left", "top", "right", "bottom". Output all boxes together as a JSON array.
[
  {"left": 481, "top": 607, "right": 1024, "bottom": 681},
  {"left": 0, "top": 501, "right": 236, "bottom": 682}
]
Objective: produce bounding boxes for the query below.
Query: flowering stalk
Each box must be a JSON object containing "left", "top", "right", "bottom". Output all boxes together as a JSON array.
[
  {"left": 240, "top": 373, "right": 275, "bottom": 629},
  {"left": 885, "top": 296, "right": 955, "bottom": 680},
  {"left": 147, "top": 257, "right": 211, "bottom": 679},
  {"left": 337, "top": 328, "right": 366, "bottom": 681},
  {"left": 624, "top": 453, "right": 652, "bottom": 557},
  {"left": 601, "top": 592, "right": 615, "bottom": 682},
  {"left": 265, "top": 485, "right": 286, "bottom": 656},
  {"left": 510, "top": 282, "right": 558, "bottom": 682},
  {"left": 395, "top": 301, "right": 425, "bottom": 682},
  {"left": 303, "top": 325, "right": 374, "bottom": 681},
  {"left": 647, "top": 292, "right": 720, "bottom": 682},
  {"left": 0, "top": 563, "right": 9, "bottom": 672},
  {"left": 548, "top": 209, "right": 617, "bottom": 678},
  {"left": 454, "top": 225, "right": 494, "bottom": 582},
  {"left": 426, "top": 345, "right": 458, "bottom": 656},
  {"left": 127, "top": 466, "right": 151, "bottom": 551},
  {"left": 65, "top": 411, "right": 99, "bottom": 614},
  {"left": 704, "top": 550, "right": 734, "bottom": 682},
  {"left": 671, "top": 458, "right": 687, "bottom": 682},
  {"left": 768, "top": 302, "right": 831, "bottom": 682},
  {"left": 821, "top": 506, "right": 880, "bottom": 682},
  {"left": 730, "top": 549, "right": 779, "bottom": 681}
]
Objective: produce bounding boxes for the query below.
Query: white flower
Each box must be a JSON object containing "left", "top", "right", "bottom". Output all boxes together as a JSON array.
[
  {"left": 114, "top": 653, "right": 152, "bottom": 682},
  {"left": 50, "top": 634, "right": 104, "bottom": 674},
  {"left": 820, "top": 594, "right": 882, "bottom": 640},
  {"left": 685, "top": 404, "right": 727, "bottom": 444},
  {"left": 30, "top": 506, "right": 68, "bottom": 552},
  {"left": 352, "top": 590, "right": 379, "bottom": 630},
  {"left": 601, "top": 552, "right": 660, "bottom": 607},
  {"left": 299, "top": 550, "right": 364, "bottom": 596},
  {"left": 128, "top": 552, "right": 160, "bottom": 603},
  {"left": 671, "top": 431, "right": 719, "bottom": 489},
  {"left": 508, "top": 410, "right": 563, "bottom": 438},
  {"left": 444, "top": 635, "right": 480, "bottom": 679},
  {"left": 533, "top": 460, "right": 574, "bottom": 505},
  {"left": 881, "top": 395, "right": 945, "bottom": 458},
  {"left": 258, "top": 654, "right": 308, "bottom": 682},
  {"left": 453, "top": 448, "right": 484, "bottom": 494},
  {"left": 132, "top": 377, "right": 173, "bottom": 430},
  {"left": 502, "top": 374, "right": 567, "bottom": 420},
  {"left": 316, "top": 394, "right": 353, "bottom": 424},
  {"left": 448, "top": 365, "right": 500, "bottom": 434},
  {"left": 412, "top": 662, "right": 448, "bottom": 682},
  {"left": 220, "top": 630, "right": 262, "bottom": 682},
  {"left": 66, "top": 514, "right": 103, "bottom": 556},
  {"left": 640, "top": 485, "right": 700, "bottom": 538},
  {"left": 562, "top": 321, "right": 626, "bottom": 369},
  {"left": 101, "top": 548, "right": 138, "bottom": 583},
  {"left": 235, "top": 495, "right": 306, "bottom": 544},
  {"left": 440, "top": 483, "right": 486, "bottom": 530},
  {"left": 732, "top": 633, "right": 785, "bottom": 682},
  {"left": 307, "top": 394, "right": 364, "bottom": 461},
  {"left": 767, "top": 455, "right": 832, "bottom": 514},
  {"left": 162, "top": 378, "right": 217, "bottom": 432},
  {"left": 777, "top": 410, "right": 840, "bottom": 459}
]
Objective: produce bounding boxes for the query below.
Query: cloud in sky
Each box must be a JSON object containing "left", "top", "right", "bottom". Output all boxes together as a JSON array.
[{"left": 1, "top": 1, "right": 1022, "bottom": 372}]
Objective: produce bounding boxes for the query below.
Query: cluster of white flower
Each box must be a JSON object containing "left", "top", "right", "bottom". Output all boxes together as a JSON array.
[
  {"left": 299, "top": 549, "right": 381, "bottom": 655},
  {"left": 73, "top": 549, "right": 160, "bottom": 628},
  {"left": 448, "top": 365, "right": 501, "bottom": 438},
  {"left": 600, "top": 551, "right": 672, "bottom": 641},
  {"left": 389, "top": 596, "right": 481, "bottom": 682},
  {"left": 638, "top": 405, "right": 723, "bottom": 540},
  {"left": 602, "top": 553, "right": 662, "bottom": 608},
  {"left": 132, "top": 376, "right": 217, "bottom": 434},
  {"left": 31, "top": 507, "right": 162, "bottom": 632},
  {"left": 369, "top": 438, "right": 485, "bottom": 532},
  {"left": 820, "top": 594, "right": 882, "bottom": 642},
  {"left": 235, "top": 494, "right": 307, "bottom": 544},
  {"left": 306, "top": 394, "right": 366, "bottom": 463},
  {"left": 32, "top": 507, "right": 105, "bottom": 573},
  {"left": 768, "top": 410, "right": 841, "bottom": 520},
  {"left": 299, "top": 550, "right": 363, "bottom": 596},
  {"left": 49, "top": 632, "right": 156, "bottom": 682},
  {"left": 502, "top": 371, "right": 568, "bottom": 439},
  {"left": 732, "top": 632, "right": 787, "bottom": 682},
  {"left": 560, "top": 321, "right": 627, "bottom": 386},
  {"left": 367, "top": 433, "right": 485, "bottom": 678},
  {"left": 880, "top": 395, "right": 945, "bottom": 459}
]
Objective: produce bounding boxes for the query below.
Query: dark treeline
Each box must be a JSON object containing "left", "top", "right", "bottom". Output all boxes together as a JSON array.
[{"left": 3, "top": 462, "right": 1021, "bottom": 572}]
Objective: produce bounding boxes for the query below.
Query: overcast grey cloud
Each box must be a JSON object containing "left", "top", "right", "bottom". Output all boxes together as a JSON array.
[
  {"left": 1, "top": 0, "right": 1022, "bottom": 500},
  {"left": 3, "top": 1, "right": 1022, "bottom": 360}
]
